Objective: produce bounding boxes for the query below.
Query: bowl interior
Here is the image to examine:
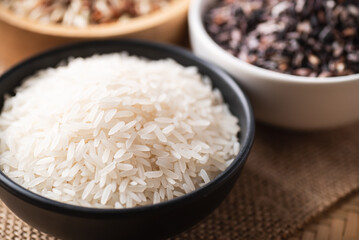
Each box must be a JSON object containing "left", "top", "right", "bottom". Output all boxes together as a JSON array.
[
  {"left": 0, "top": 0, "right": 190, "bottom": 38},
  {"left": 0, "top": 40, "right": 254, "bottom": 215}
]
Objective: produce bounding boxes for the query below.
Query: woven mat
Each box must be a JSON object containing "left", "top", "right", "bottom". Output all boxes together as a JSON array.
[
  {"left": 171, "top": 123, "right": 359, "bottom": 240},
  {"left": 0, "top": 123, "right": 358, "bottom": 239}
]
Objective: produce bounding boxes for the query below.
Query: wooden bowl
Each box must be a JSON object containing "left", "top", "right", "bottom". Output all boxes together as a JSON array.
[
  {"left": 0, "top": 0, "right": 189, "bottom": 70},
  {"left": 0, "top": 0, "right": 189, "bottom": 40}
]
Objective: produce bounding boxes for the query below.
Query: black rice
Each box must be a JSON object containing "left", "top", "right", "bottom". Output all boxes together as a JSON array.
[{"left": 204, "top": 0, "right": 359, "bottom": 77}]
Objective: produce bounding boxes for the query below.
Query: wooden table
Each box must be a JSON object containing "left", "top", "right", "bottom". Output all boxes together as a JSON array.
[{"left": 292, "top": 194, "right": 359, "bottom": 240}]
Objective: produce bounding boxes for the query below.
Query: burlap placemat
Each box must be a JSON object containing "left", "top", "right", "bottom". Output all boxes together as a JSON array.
[
  {"left": 0, "top": 123, "right": 359, "bottom": 240},
  {"left": 173, "top": 123, "right": 359, "bottom": 240}
]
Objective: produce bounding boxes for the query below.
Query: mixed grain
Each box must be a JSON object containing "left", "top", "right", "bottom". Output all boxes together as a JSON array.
[{"left": 0, "top": 0, "right": 172, "bottom": 27}]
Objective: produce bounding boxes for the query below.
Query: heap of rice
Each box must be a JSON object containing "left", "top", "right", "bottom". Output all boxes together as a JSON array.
[{"left": 0, "top": 53, "right": 240, "bottom": 208}]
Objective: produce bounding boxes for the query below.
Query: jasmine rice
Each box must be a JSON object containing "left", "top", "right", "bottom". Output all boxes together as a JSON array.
[{"left": 0, "top": 53, "right": 240, "bottom": 208}]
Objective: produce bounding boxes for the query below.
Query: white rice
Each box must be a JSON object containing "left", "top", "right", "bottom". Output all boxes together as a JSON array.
[{"left": 0, "top": 53, "right": 240, "bottom": 208}]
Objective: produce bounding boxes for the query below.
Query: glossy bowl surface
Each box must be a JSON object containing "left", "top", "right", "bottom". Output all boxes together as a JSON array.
[
  {"left": 189, "top": 0, "right": 359, "bottom": 130},
  {"left": 0, "top": 40, "right": 254, "bottom": 240}
]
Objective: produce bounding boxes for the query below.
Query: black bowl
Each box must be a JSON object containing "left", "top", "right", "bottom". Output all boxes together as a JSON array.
[{"left": 0, "top": 40, "right": 254, "bottom": 240}]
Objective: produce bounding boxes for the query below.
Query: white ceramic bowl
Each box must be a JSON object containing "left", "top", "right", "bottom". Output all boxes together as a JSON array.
[{"left": 189, "top": 0, "right": 359, "bottom": 130}]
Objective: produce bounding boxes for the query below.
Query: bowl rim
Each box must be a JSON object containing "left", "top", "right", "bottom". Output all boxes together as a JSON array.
[
  {"left": 0, "top": 0, "right": 189, "bottom": 38},
  {"left": 188, "top": 0, "right": 359, "bottom": 85},
  {"left": 0, "top": 39, "right": 255, "bottom": 217}
]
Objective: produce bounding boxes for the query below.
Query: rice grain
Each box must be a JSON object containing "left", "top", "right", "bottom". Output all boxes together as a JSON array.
[{"left": 0, "top": 53, "right": 240, "bottom": 208}]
